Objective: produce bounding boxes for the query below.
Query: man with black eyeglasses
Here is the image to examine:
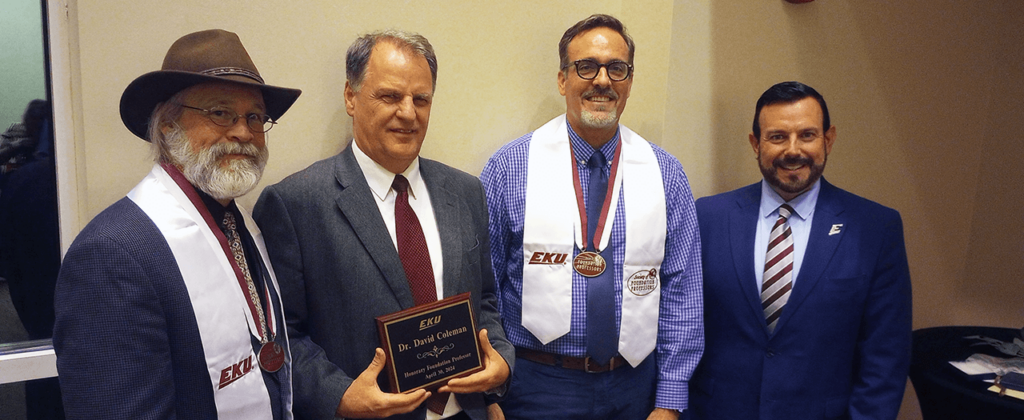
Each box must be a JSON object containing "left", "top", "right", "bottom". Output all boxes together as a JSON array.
[
  {"left": 53, "top": 29, "right": 301, "bottom": 420},
  {"left": 480, "top": 14, "right": 704, "bottom": 420}
]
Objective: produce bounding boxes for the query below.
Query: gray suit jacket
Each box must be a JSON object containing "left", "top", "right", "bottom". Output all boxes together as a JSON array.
[{"left": 254, "top": 144, "right": 513, "bottom": 420}]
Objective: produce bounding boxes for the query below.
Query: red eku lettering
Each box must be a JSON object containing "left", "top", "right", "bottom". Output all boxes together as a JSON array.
[
  {"left": 218, "top": 355, "right": 255, "bottom": 389},
  {"left": 528, "top": 252, "right": 568, "bottom": 265}
]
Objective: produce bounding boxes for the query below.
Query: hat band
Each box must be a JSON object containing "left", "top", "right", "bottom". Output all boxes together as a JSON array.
[{"left": 200, "top": 67, "right": 265, "bottom": 84}]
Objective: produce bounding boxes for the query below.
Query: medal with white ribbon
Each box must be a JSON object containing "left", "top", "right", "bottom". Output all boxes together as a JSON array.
[{"left": 569, "top": 142, "right": 622, "bottom": 277}]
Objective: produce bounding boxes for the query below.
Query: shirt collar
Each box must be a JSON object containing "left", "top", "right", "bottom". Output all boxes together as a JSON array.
[
  {"left": 759, "top": 178, "right": 820, "bottom": 221},
  {"left": 351, "top": 140, "right": 424, "bottom": 202},
  {"left": 567, "top": 122, "right": 619, "bottom": 165}
]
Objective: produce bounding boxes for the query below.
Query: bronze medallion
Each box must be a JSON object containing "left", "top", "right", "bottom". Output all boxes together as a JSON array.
[
  {"left": 258, "top": 341, "right": 285, "bottom": 372},
  {"left": 573, "top": 251, "right": 606, "bottom": 277}
]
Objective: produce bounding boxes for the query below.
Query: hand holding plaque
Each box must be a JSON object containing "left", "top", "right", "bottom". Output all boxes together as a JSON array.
[
  {"left": 336, "top": 348, "right": 429, "bottom": 418},
  {"left": 440, "top": 328, "right": 510, "bottom": 394},
  {"left": 376, "top": 292, "right": 486, "bottom": 394}
]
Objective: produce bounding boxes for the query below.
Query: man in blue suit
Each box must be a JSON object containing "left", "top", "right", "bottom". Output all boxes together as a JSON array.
[{"left": 688, "top": 81, "right": 912, "bottom": 420}]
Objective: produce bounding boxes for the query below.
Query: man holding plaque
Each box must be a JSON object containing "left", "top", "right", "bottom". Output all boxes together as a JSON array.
[
  {"left": 254, "top": 30, "right": 512, "bottom": 420},
  {"left": 53, "top": 30, "right": 301, "bottom": 419},
  {"left": 480, "top": 14, "right": 704, "bottom": 420}
]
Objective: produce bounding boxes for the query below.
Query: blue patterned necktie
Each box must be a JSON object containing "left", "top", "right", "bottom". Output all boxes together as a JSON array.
[{"left": 585, "top": 150, "right": 617, "bottom": 365}]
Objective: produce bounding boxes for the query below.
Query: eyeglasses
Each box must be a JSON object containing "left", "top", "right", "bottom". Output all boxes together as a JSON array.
[
  {"left": 178, "top": 104, "right": 276, "bottom": 133},
  {"left": 565, "top": 59, "right": 633, "bottom": 82}
]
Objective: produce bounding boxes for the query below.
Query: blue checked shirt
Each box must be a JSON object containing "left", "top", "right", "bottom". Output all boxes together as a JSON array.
[{"left": 480, "top": 123, "right": 704, "bottom": 411}]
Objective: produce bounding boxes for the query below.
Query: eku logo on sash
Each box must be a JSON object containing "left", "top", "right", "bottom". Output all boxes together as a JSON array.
[
  {"left": 128, "top": 164, "right": 293, "bottom": 420},
  {"left": 521, "top": 115, "right": 667, "bottom": 367}
]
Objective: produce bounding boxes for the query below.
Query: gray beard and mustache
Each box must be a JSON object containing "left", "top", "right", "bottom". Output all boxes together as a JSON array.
[
  {"left": 164, "top": 126, "right": 269, "bottom": 201},
  {"left": 579, "top": 87, "right": 619, "bottom": 129}
]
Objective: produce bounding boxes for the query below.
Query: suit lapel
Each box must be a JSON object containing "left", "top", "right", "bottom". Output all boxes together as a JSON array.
[
  {"left": 333, "top": 145, "right": 416, "bottom": 308},
  {"left": 774, "top": 179, "right": 844, "bottom": 332},
  {"left": 729, "top": 184, "right": 767, "bottom": 330},
  {"left": 420, "top": 160, "right": 463, "bottom": 299}
]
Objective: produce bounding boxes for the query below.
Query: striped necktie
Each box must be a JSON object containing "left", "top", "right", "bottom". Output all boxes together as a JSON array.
[{"left": 762, "top": 204, "right": 794, "bottom": 333}]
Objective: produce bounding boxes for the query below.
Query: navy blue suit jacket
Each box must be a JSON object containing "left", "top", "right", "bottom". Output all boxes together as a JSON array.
[
  {"left": 689, "top": 179, "right": 912, "bottom": 420},
  {"left": 53, "top": 197, "right": 289, "bottom": 420}
]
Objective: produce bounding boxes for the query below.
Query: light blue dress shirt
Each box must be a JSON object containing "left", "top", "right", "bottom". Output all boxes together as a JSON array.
[{"left": 753, "top": 179, "right": 821, "bottom": 290}]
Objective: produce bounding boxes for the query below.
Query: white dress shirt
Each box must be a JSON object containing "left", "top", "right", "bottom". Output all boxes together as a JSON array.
[{"left": 352, "top": 141, "right": 461, "bottom": 419}]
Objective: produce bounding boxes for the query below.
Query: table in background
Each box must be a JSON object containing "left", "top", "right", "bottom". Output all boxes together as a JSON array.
[{"left": 909, "top": 326, "right": 1024, "bottom": 419}]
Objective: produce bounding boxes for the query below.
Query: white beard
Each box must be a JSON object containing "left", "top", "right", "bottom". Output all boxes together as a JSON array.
[{"left": 164, "top": 126, "right": 269, "bottom": 201}]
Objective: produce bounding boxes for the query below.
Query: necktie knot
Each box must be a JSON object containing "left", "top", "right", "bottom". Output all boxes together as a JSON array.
[
  {"left": 588, "top": 150, "right": 607, "bottom": 169},
  {"left": 223, "top": 211, "right": 236, "bottom": 230},
  {"left": 392, "top": 174, "right": 410, "bottom": 194},
  {"left": 778, "top": 204, "right": 794, "bottom": 220}
]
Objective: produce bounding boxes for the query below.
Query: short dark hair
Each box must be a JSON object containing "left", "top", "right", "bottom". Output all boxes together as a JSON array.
[
  {"left": 752, "top": 81, "right": 830, "bottom": 139},
  {"left": 558, "top": 14, "right": 635, "bottom": 71},
  {"left": 346, "top": 29, "right": 438, "bottom": 92}
]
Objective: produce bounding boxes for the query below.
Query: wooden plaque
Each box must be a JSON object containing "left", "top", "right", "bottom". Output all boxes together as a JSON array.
[{"left": 375, "top": 292, "right": 484, "bottom": 393}]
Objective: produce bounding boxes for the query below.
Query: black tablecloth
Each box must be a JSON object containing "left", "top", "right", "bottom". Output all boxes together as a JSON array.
[{"left": 909, "top": 326, "right": 1024, "bottom": 420}]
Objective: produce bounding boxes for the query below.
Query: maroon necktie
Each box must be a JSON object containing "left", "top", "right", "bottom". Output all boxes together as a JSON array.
[
  {"left": 392, "top": 175, "right": 447, "bottom": 414},
  {"left": 393, "top": 175, "right": 437, "bottom": 305}
]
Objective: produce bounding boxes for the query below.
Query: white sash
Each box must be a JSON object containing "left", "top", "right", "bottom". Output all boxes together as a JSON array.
[
  {"left": 522, "top": 115, "right": 666, "bottom": 366},
  {"left": 128, "top": 165, "right": 292, "bottom": 419}
]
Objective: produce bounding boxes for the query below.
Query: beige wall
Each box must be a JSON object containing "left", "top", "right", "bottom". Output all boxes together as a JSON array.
[
  {"left": 68, "top": 0, "right": 690, "bottom": 217},
  {"left": 56, "top": 1, "right": 1024, "bottom": 419}
]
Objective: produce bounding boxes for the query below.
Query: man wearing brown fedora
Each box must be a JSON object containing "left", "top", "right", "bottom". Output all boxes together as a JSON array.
[{"left": 53, "top": 29, "right": 301, "bottom": 420}]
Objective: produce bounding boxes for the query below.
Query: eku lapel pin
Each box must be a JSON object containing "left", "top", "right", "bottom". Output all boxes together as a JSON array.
[{"left": 829, "top": 224, "right": 843, "bottom": 236}]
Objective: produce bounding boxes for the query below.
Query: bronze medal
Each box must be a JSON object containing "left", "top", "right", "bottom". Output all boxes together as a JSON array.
[
  {"left": 258, "top": 342, "right": 285, "bottom": 372},
  {"left": 573, "top": 251, "right": 606, "bottom": 277}
]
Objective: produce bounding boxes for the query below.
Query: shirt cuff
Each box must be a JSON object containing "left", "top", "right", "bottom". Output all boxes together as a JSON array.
[{"left": 655, "top": 379, "right": 689, "bottom": 412}]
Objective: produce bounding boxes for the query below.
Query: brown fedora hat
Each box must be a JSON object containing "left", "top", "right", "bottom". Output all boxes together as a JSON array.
[{"left": 119, "top": 29, "right": 302, "bottom": 140}]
